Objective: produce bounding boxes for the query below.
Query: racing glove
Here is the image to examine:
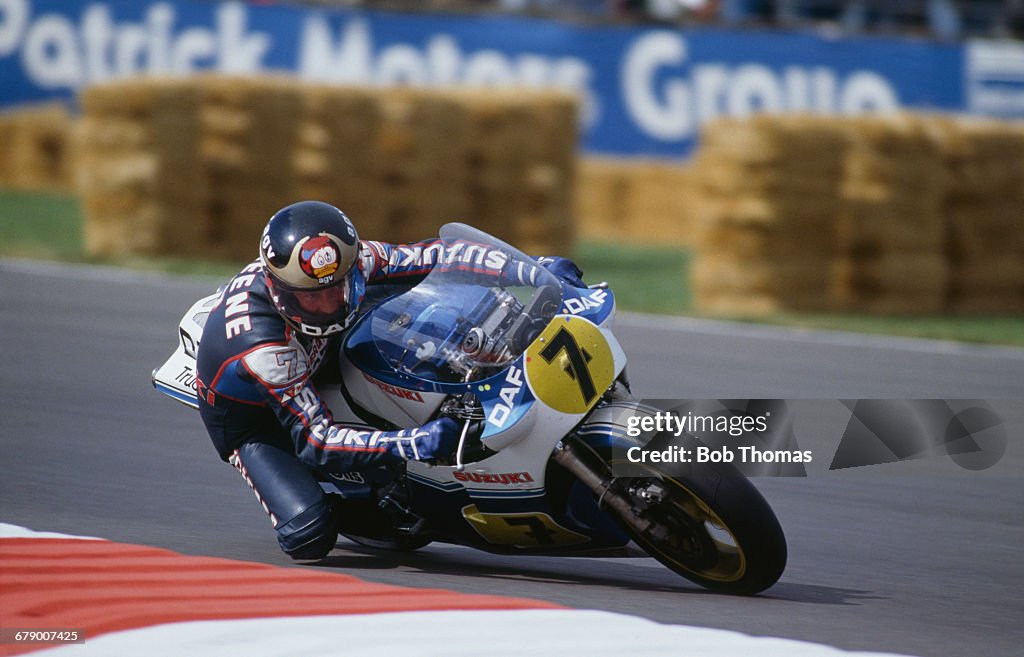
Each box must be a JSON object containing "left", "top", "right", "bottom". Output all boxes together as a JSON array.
[
  {"left": 382, "top": 417, "right": 460, "bottom": 463},
  {"left": 536, "top": 256, "right": 586, "bottom": 288}
]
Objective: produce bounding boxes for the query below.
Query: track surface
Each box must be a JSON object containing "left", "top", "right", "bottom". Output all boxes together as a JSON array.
[{"left": 2, "top": 259, "right": 1022, "bottom": 657}]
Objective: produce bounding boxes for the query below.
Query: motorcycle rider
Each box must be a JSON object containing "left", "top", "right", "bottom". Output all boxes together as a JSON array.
[{"left": 196, "top": 200, "right": 584, "bottom": 560}]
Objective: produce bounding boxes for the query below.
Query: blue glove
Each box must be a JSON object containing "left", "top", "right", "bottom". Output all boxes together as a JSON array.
[
  {"left": 383, "top": 417, "right": 460, "bottom": 463},
  {"left": 536, "top": 256, "right": 585, "bottom": 288}
]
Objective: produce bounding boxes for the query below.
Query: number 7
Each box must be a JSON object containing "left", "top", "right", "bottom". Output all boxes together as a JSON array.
[{"left": 539, "top": 327, "right": 597, "bottom": 404}]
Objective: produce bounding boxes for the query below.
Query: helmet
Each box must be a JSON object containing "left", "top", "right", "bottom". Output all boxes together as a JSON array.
[{"left": 259, "top": 201, "right": 365, "bottom": 336}]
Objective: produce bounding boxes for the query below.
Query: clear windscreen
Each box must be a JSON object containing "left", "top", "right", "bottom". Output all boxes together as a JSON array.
[{"left": 369, "top": 223, "right": 563, "bottom": 383}]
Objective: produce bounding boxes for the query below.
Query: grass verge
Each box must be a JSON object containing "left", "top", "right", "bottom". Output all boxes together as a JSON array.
[{"left": 2, "top": 188, "right": 1022, "bottom": 347}]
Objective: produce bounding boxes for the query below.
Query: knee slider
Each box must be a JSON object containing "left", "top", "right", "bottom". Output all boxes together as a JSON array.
[{"left": 275, "top": 499, "right": 337, "bottom": 560}]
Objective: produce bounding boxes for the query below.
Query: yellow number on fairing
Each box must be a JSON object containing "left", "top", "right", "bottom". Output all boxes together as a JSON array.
[
  {"left": 461, "top": 505, "right": 590, "bottom": 547},
  {"left": 525, "top": 316, "right": 614, "bottom": 415}
]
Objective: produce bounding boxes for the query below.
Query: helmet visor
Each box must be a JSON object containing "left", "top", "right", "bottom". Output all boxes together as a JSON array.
[
  {"left": 291, "top": 283, "right": 349, "bottom": 316},
  {"left": 268, "top": 272, "right": 353, "bottom": 332}
]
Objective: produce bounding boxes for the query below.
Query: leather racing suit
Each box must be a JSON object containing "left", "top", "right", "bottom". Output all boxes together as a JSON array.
[
  {"left": 196, "top": 237, "right": 584, "bottom": 560},
  {"left": 197, "top": 239, "right": 454, "bottom": 559}
]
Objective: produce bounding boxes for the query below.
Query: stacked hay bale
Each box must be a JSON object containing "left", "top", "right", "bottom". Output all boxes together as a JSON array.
[
  {"left": 937, "top": 118, "right": 1024, "bottom": 314},
  {"left": 833, "top": 115, "right": 948, "bottom": 314},
  {"left": 296, "top": 86, "right": 472, "bottom": 243},
  {"left": 199, "top": 76, "right": 304, "bottom": 261},
  {"left": 295, "top": 84, "right": 382, "bottom": 230},
  {"left": 575, "top": 158, "right": 631, "bottom": 242},
  {"left": 296, "top": 86, "right": 576, "bottom": 250},
  {"left": 575, "top": 157, "right": 695, "bottom": 246},
  {"left": 0, "top": 104, "right": 75, "bottom": 191},
  {"left": 78, "top": 77, "right": 578, "bottom": 262},
  {"left": 691, "top": 116, "right": 847, "bottom": 315},
  {"left": 628, "top": 161, "right": 695, "bottom": 245},
  {"left": 77, "top": 80, "right": 205, "bottom": 257},
  {"left": 370, "top": 88, "right": 472, "bottom": 243},
  {"left": 463, "top": 90, "right": 578, "bottom": 254},
  {"left": 690, "top": 113, "right": 1023, "bottom": 316}
]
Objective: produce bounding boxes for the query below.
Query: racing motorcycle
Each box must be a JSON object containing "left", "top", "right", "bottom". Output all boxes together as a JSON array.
[{"left": 153, "top": 223, "right": 787, "bottom": 595}]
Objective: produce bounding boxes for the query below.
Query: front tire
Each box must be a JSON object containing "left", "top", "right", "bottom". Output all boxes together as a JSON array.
[{"left": 616, "top": 462, "right": 787, "bottom": 595}]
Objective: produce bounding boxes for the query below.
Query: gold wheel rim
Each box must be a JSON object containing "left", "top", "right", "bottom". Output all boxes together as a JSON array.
[{"left": 610, "top": 460, "right": 747, "bottom": 583}]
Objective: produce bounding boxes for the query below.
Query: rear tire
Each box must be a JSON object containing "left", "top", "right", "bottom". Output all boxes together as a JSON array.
[{"left": 340, "top": 533, "right": 432, "bottom": 552}]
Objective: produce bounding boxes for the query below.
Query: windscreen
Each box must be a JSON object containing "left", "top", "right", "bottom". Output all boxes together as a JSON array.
[{"left": 369, "top": 224, "right": 563, "bottom": 384}]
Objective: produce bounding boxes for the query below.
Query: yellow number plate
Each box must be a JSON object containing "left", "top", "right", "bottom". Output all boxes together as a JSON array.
[{"left": 525, "top": 316, "right": 614, "bottom": 415}]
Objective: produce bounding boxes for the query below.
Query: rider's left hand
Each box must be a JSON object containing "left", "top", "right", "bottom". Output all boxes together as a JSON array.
[{"left": 536, "top": 256, "right": 586, "bottom": 288}]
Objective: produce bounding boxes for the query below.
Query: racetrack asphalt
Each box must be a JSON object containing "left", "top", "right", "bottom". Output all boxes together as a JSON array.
[{"left": 2, "top": 258, "right": 1022, "bottom": 657}]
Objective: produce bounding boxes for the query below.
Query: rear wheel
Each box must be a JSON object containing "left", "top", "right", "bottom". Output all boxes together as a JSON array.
[{"left": 340, "top": 533, "right": 432, "bottom": 552}]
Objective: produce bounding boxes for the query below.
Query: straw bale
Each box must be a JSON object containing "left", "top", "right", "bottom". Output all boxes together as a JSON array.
[
  {"left": 195, "top": 77, "right": 301, "bottom": 184},
  {"left": 198, "top": 74, "right": 302, "bottom": 108},
  {"left": 625, "top": 162, "right": 695, "bottom": 244},
  {"left": 464, "top": 91, "right": 542, "bottom": 166},
  {"left": 76, "top": 153, "right": 159, "bottom": 195},
  {"left": 948, "top": 261, "right": 1024, "bottom": 291},
  {"left": 293, "top": 148, "right": 330, "bottom": 180},
  {"left": 832, "top": 254, "right": 947, "bottom": 296},
  {"left": 76, "top": 117, "right": 151, "bottom": 154},
  {"left": 309, "top": 87, "right": 380, "bottom": 141},
  {"left": 694, "top": 194, "right": 840, "bottom": 229},
  {"left": 516, "top": 208, "right": 573, "bottom": 243},
  {"left": 324, "top": 177, "right": 386, "bottom": 224},
  {"left": 201, "top": 105, "right": 250, "bottom": 138},
  {"left": 839, "top": 178, "right": 944, "bottom": 209},
  {"left": 838, "top": 293, "right": 948, "bottom": 315},
  {"left": 204, "top": 188, "right": 289, "bottom": 260},
  {"left": 700, "top": 222, "right": 837, "bottom": 260},
  {"left": 946, "top": 209, "right": 1024, "bottom": 262},
  {"left": 694, "top": 157, "right": 844, "bottom": 196},
  {"left": 0, "top": 103, "right": 75, "bottom": 190},
  {"left": 76, "top": 76, "right": 578, "bottom": 261},
  {"left": 835, "top": 213, "right": 944, "bottom": 254},
  {"left": 834, "top": 199, "right": 944, "bottom": 254},
  {"left": 693, "top": 255, "right": 832, "bottom": 297},
  {"left": 79, "top": 78, "right": 197, "bottom": 116},
  {"left": 201, "top": 136, "right": 251, "bottom": 173},
  {"left": 372, "top": 179, "right": 472, "bottom": 242},
  {"left": 315, "top": 99, "right": 382, "bottom": 176},
  {"left": 842, "top": 161, "right": 945, "bottom": 201},
  {"left": 82, "top": 205, "right": 136, "bottom": 256},
  {"left": 297, "top": 121, "right": 329, "bottom": 150},
  {"left": 699, "top": 115, "right": 847, "bottom": 167},
  {"left": 0, "top": 120, "right": 15, "bottom": 184},
  {"left": 936, "top": 116, "right": 1024, "bottom": 198},
  {"left": 697, "top": 293, "right": 783, "bottom": 316},
  {"left": 83, "top": 197, "right": 209, "bottom": 258},
  {"left": 950, "top": 296, "right": 1024, "bottom": 315},
  {"left": 574, "top": 158, "right": 632, "bottom": 242}
]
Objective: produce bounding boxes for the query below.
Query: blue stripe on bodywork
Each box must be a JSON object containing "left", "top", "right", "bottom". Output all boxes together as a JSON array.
[{"left": 153, "top": 381, "right": 199, "bottom": 409}]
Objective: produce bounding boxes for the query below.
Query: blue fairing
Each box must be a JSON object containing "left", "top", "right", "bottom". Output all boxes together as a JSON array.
[{"left": 560, "top": 285, "right": 615, "bottom": 326}]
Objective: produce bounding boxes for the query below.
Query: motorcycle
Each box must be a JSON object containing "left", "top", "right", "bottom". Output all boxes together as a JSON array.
[{"left": 153, "top": 223, "right": 787, "bottom": 595}]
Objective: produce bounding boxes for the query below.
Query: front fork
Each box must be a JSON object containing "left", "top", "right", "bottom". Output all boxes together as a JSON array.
[{"left": 550, "top": 435, "right": 655, "bottom": 538}]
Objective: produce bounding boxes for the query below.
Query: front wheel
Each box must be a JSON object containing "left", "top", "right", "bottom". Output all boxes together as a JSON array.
[{"left": 616, "top": 463, "right": 787, "bottom": 595}]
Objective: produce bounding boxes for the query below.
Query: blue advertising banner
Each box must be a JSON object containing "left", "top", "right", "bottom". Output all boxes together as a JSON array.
[{"left": 1, "top": 0, "right": 1022, "bottom": 158}]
